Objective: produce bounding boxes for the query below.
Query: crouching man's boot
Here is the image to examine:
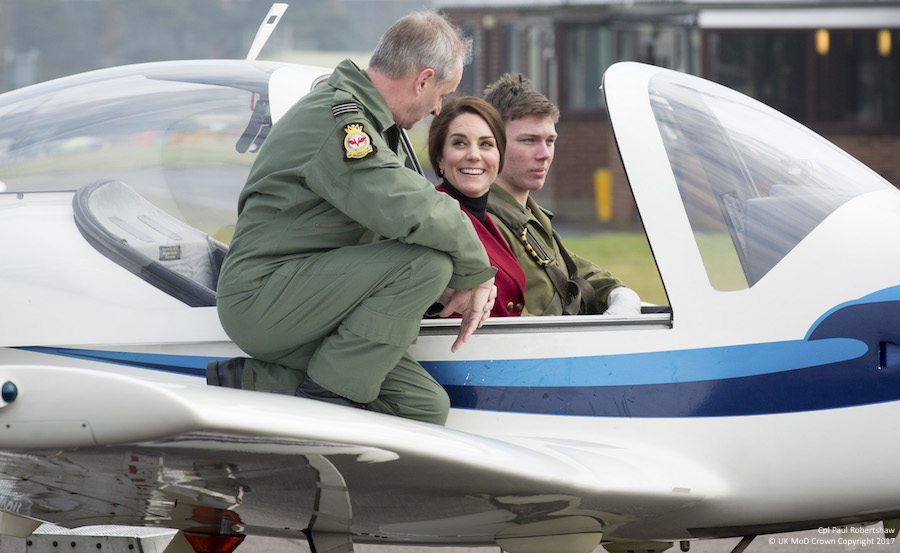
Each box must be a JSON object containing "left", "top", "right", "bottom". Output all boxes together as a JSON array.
[
  {"left": 206, "top": 357, "right": 246, "bottom": 389},
  {"left": 295, "top": 375, "right": 373, "bottom": 411}
]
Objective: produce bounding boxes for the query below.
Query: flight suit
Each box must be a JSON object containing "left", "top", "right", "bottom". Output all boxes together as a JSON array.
[
  {"left": 486, "top": 183, "right": 622, "bottom": 316},
  {"left": 217, "top": 59, "right": 495, "bottom": 424}
]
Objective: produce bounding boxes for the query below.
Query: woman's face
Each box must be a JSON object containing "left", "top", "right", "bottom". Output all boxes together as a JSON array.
[{"left": 438, "top": 112, "right": 501, "bottom": 198}]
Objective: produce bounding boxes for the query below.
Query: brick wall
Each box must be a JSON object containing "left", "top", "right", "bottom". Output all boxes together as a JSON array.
[
  {"left": 549, "top": 114, "right": 637, "bottom": 226},
  {"left": 826, "top": 132, "right": 900, "bottom": 187}
]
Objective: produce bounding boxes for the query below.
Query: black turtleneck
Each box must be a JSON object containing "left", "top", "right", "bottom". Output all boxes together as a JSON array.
[{"left": 441, "top": 178, "right": 489, "bottom": 224}]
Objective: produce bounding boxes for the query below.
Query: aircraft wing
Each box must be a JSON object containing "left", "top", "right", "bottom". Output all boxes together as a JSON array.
[{"left": 0, "top": 362, "right": 717, "bottom": 550}]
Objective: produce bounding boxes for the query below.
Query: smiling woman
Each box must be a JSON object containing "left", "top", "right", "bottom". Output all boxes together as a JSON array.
[
  {"left": 427, "top": 96, "right": 525, "bottom": 317},
  {"left": 437, "top": 111, "right": 501, "bottom": 197}
]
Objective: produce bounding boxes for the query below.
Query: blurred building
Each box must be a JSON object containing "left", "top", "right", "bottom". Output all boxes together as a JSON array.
[{"left": 441, "top": 0, "right": 900, "bottom": 226}]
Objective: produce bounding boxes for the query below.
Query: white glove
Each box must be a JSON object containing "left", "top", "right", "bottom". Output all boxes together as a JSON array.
[{"left": 602, "top": 287, "right": 641, "bottom": 316}]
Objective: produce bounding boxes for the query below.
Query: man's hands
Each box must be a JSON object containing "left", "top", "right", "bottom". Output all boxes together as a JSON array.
[{"left": 437, "top": 277, "right": 497, "bottom": 352}]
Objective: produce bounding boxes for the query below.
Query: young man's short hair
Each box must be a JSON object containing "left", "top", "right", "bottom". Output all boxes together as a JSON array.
[{"left": 483, "top": 73, "right": 560, "bottom": 123}]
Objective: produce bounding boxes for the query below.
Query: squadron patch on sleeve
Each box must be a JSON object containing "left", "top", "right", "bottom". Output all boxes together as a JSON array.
[{"left": 341, "top": 123, "right": 377, "bottom": 162}]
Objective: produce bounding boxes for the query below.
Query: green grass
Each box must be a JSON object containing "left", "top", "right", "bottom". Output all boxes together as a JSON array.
[{"left": 560, "top": 231, "right": 669, "bottom": 306}]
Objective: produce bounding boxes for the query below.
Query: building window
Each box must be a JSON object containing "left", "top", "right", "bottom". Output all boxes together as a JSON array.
[
  {"left": 458, "top": 20, "right": 481, "bottom": 98},
  {"left": 815, "top": 29, "right": 899, "bottom": 125},
  {"left": 563, "top": 23, "right": 692, "bottom": 111},
  {"left": 707, "top": 29, "right": 900, "bottom": 127},
  {"left": 526, "top": 23, "right": 557, "bottom": 103},
  {"left": 564, "top": 26, "right": 612, "bottom": 110},
  {"left": 706, "top": 31, "right": 807, "bottom": 121}
]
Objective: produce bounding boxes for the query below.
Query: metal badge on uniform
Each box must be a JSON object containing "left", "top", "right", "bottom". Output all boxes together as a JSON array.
[{"left": 341, "top": 123, "right": 376, "bottom": 162}]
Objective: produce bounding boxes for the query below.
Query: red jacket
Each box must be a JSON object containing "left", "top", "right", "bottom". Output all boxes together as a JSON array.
[{"left": 438, "top": 185, "right": 526, "bottom": 317}]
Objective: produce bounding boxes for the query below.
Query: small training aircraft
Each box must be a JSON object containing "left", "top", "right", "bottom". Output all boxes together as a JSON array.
[{"left": 2, "top": 4, "right": 900, "bottom": 553}]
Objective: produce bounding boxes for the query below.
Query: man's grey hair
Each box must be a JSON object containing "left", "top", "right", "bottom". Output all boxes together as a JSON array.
[
  {"left": 368, "top": 11, "right": 473, "bottom": 85},
  {"left": 483, "top": 73, "right": 560, "bottom": 124}
]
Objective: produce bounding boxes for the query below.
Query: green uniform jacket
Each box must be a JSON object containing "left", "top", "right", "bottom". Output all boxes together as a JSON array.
[
  {"left": 218, "top": 59, "right": 494, "bottom": 296},
  {"left": 487, "top": 183, "right": 622, "bottom": 315}
]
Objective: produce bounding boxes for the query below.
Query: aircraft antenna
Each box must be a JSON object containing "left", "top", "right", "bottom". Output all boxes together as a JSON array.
[{"left": 246, "top": 3, "right": 288, "bottom": 61}]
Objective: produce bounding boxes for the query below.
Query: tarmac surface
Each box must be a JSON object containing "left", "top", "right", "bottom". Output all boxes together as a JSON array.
[{"left": 236, "top": 525, "right": 900, "bottom": 553}]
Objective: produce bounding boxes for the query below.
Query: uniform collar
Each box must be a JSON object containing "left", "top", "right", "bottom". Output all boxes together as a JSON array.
[
  {"left": 525, "top": 193, "right": 555, "bottom": 221},
  {"left": 488, "top": 183, "right": 555, "bottom": 226},
  {"left": 328, "top": 59, "right": 396, "bottom": 134},
  {"left": 488, "top": 183, "right": 525, "bottom": 214},
  {"left": 488, "top": 182, "right": 553, "bottom": 219}
]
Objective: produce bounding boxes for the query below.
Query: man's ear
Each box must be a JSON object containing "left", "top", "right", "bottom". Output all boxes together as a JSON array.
[{"left": 414, "top": 68, "right": 436, "bottom": 95}]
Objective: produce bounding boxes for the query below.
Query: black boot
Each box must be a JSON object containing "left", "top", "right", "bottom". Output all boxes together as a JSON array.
[
  {"left": 207, "top": 357, "right": 246, "bottom": 389},
  {"left": 295, "top": 375, "right": 373, "bottom": 411}
]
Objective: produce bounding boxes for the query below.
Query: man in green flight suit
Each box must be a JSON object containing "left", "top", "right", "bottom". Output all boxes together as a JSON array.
[
  {"left": 483, "top": 73, "right": 640, "bottom": 316},
  {"left": 211, "top": 12, "right": 497, "bottom": 426}
]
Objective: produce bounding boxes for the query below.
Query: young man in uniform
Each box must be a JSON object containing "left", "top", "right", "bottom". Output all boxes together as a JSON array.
[
  {"left": 211, "top": 12, "right": 497, "bottom": 426},
  {"left": 483, "top": 73, "right": 640, "bottom": 316}
]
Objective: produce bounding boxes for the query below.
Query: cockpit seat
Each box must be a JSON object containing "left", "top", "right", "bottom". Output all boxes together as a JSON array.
[{"left": 73, "top": 180, "right": 227, "bottom": 306}]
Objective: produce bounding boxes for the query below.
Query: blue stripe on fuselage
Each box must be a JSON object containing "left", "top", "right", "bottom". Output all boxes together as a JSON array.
[
  {"left": 432, "top": 288, "right": 900, "bottom": 417},
  {"left": 18, "top": 346, "right": 211, "bottom": 377},
  {"left": 421, "top": 338, "right": 866, "bottom": 387},
  {"left": 442, "top": 358, "right": 900, "bottom": 417},
  {"left": 17, "top": 288, "right": 900, "bottom": 417}
]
